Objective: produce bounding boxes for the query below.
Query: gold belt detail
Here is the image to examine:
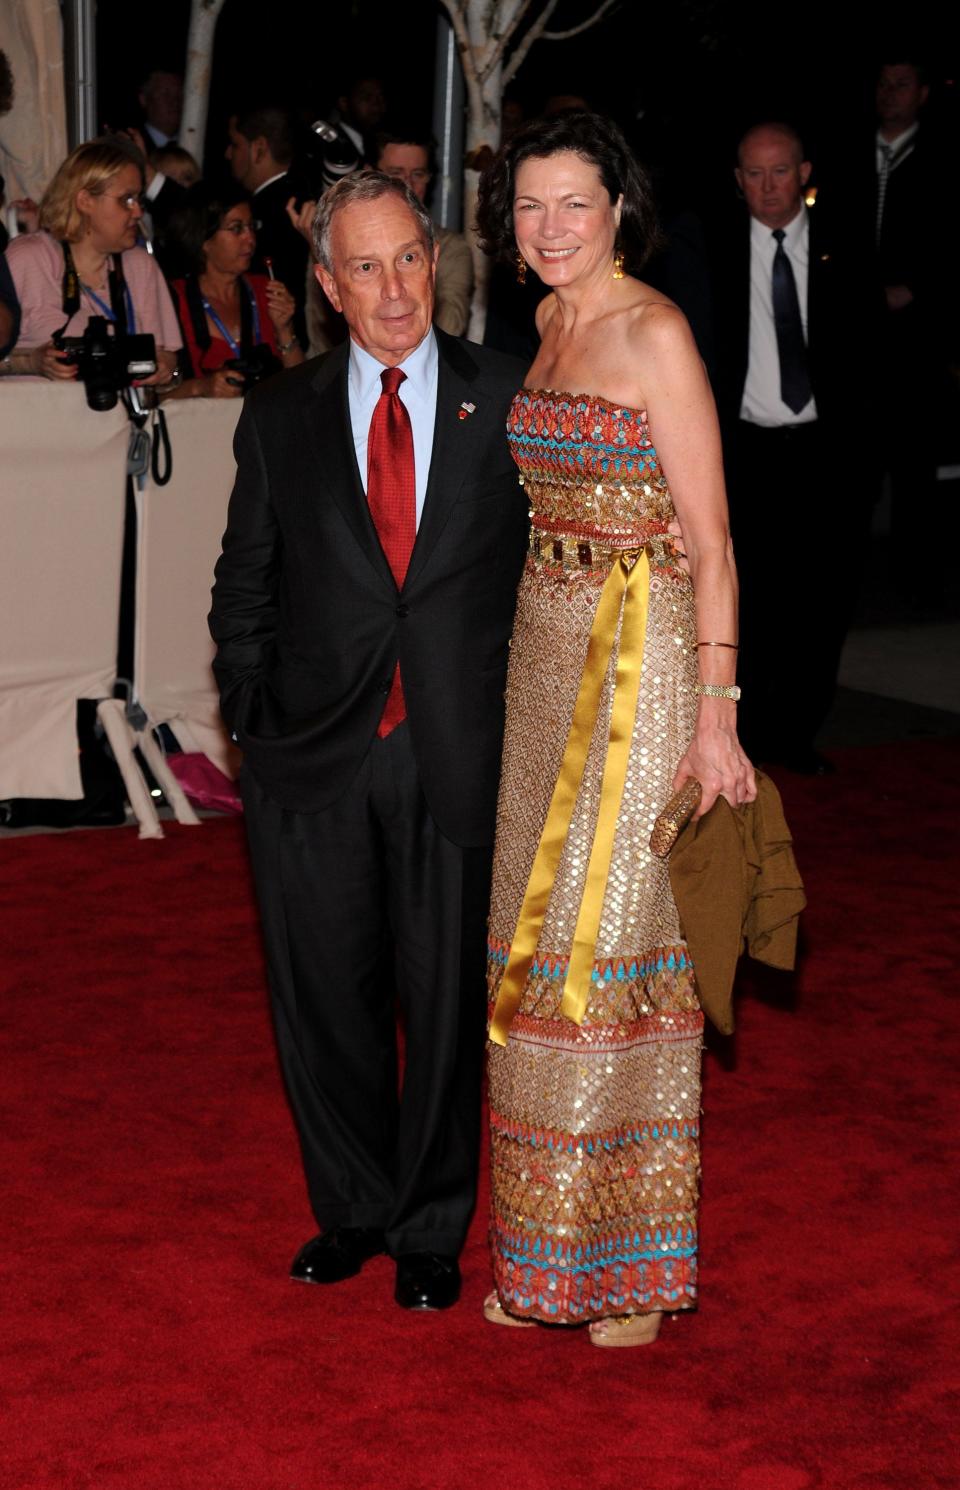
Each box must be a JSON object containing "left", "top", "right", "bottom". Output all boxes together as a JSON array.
[{"left": 489, "top": 546, "right": 651, "bottom": 1046}]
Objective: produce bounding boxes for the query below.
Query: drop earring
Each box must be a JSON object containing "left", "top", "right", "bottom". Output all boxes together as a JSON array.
[
  {"left": 612, "top": 247, "right": 625, "bottom": 280},
  {"left": 515, "top": 251, "right": 527, "bottom": 285}
]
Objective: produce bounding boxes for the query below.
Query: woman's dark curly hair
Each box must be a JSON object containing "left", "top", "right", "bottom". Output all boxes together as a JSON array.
[
  {"left": 166, "top": 181, "right": 254, "bottom": 275},
  {"left": 476, "top": 111, "right": 661, "bottom": 271}
]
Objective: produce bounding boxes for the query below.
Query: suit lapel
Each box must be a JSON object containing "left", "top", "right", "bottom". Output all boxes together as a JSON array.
[
  {"left": 404, "top": 331, "right": 484, "bottom": 590},
  {"left": 308, "top": 343, "right": 396, "bottom": 592},
  {"left": 806, "top": 207, "right": 828, "bottom": 349},
  {"left": 734, "top": 211, "right": 752, "bottom": 399}
]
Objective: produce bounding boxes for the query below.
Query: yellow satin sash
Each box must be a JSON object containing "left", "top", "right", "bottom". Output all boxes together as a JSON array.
[{"left": 489, "top": 547, "right": 651, "bottom": 1047}]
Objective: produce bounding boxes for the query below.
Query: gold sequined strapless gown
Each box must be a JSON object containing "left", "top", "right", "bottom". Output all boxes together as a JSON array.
[{"left": 486, "top": 388, "right": 703, "bottom": 1324}]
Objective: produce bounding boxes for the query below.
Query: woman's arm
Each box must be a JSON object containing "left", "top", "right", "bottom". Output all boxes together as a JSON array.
[
  {"left": 128, "top": 248, "right": 183, "bottom": 385},
  {"left": 0, "top": 341, "right": 79, "bottom": 379},
  {"left": 138, "top": 346, "right": 179, "bottom": 386},
  {"left": 263, "top": 278, "right": 305, "bottom": 368},
  {"left": 6, "top": 233, "right": 81, "bottom": 349},
  {"left": 637, "top": 302, "right": 755, "bottom": 814},
  {"left": 162, "top": 365, "right": 243, "bottom": 400}
]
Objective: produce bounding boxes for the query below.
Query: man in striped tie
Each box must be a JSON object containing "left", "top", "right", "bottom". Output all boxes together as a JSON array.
[{"left": 210, "top": 173, "right": 528, "bottom": 1313}]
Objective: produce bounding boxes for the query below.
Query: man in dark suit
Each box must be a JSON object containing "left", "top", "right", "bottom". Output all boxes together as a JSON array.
[
  {"left": 226, "top": 106, "right": 309, "bottom": 345},
  {"left": 873, "top": 57, "right": 956, "bottom": 575},
  {"left": 137, "top": 68, "right": 183, "bottom": 150},
  {"left": 709, "top": 121, "right": 876, "bottom": 774},
  {"left": 209, "top": 173, "right": 527, "bottom": 1311}
]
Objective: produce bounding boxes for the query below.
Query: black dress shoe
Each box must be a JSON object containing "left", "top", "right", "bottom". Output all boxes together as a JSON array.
[
  {"left": 290, "top": 1227, "right": 385, "bottom": 1284},
  {"left": 394, "top": 1252, "right": 461, "bottom": 1310}
]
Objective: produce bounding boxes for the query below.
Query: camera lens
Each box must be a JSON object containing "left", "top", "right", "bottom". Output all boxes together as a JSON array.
[{"left": 85, "top": 376, "right": 119, "bottom": 412}]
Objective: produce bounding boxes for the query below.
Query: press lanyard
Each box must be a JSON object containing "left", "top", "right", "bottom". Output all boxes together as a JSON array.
[
  {"left": 81, "top": 280, "right": 136, "bottom": 333},
  {"left": 200, "top": 279, "right": 261, "bottom": 355}
]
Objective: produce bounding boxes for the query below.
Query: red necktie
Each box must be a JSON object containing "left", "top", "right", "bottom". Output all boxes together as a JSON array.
[{"left": 367, "top": 366, "right": 415, "bottom": 737}]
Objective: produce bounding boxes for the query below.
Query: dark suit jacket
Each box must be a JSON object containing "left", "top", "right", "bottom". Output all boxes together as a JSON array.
[
  {"left": 708, "top": 203, "right": 880, "bottom": 434},
  {"left": 146, "top": 175, "right": 189, "bottom": 278},
  {"left": 209, "top": 329, "right": 529, "bottom": 846},
  {"left": 877, "top": 127, "right": 936, "bottom": 296},
  {"left": 0, "top": 249, "right": 20, "bottom": 359},
  {"left": 249, "top": 176, "right": 308, "bottom": 305},
  {"left": 875, "top": 125, "right": 958, "bottom": 364}
]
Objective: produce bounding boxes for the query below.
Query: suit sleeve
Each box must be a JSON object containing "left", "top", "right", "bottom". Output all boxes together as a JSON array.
[
  {"left": 208, "top": 398, "right": 280, "bottom": 732},
  {"left": 433, "top": 232, "right": 474, "bottom": 338}
]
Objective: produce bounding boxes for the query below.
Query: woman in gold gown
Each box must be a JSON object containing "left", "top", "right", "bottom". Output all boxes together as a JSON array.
[{"left": 476, "top": 113, "right": 755, "bottom": 1346}]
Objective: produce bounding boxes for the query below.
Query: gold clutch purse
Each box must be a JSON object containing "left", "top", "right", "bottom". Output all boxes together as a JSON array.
[{"left": 649, "top": 778, "right": 702, "bottom": 858}]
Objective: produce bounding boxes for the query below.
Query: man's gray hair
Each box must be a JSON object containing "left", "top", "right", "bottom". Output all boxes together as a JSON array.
[{"left": 312, "top": 171, "right": 435, "bottom": 271}]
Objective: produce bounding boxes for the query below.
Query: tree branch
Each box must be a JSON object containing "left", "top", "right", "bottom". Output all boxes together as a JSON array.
[
  {"left": 438, "top": 0, "right": 481, "bottom": 86},
  {"left": 501, "top": 0, "right": 561, "bottom": 85},
  {"left": 541, "top": 0, "right": 618, "bottom": 42},
  {"left": 481, "top": 0, "right": 534, "bottom": 81}
]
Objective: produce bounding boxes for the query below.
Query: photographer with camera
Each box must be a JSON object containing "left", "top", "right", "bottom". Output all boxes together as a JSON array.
[
  {"left": 165, "top": 183, "right": 303, "bottom": 400},
  {"left": 0, "top": 140, "right": 181, "bottom": 385}
]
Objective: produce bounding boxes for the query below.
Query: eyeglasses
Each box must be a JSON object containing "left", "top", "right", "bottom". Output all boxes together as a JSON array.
[
  {"left": 384, "top": 169, "right": 431, "bottom": 185},
  {"left": 220, "top": 219, "right": 261, "bottom": 235},
  {"left": 99, "top": 191, "right": 148, "bottom": 212}
]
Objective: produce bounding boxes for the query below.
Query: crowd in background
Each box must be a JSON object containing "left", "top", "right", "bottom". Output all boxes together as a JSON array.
[
  {"left": 0, "top": 68, "right": 478, "bottom": 395},
  {"left": 0, "top": 50, "right": 956, "bottom": 776}
]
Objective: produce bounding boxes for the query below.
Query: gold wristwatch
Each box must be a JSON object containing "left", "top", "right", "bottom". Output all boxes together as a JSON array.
[{"left": 695, "top": 683, "right": 741, "bottom": 700}]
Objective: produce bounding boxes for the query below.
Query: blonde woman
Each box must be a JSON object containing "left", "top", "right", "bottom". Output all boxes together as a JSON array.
[{"left": 2, "top": 139, "right": 180, "bottom": 381}]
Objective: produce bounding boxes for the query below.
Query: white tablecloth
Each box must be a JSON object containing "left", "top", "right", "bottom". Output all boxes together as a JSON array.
[{"left": 1, "top": 384, "right": 128, "bottom": 799}]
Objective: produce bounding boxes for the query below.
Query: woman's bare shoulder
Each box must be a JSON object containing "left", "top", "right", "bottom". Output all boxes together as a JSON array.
[
  {"left": 534, "top": 291, "right": 558, "bottom": 337},
  {"left": 622, "top": 292, "right": 699, "bottom": 368}
]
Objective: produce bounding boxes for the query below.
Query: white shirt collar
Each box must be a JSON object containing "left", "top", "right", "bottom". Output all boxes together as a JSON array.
[
  {"left": 253, "top": 170, "right": 288, "bottom": 196},
  {"left": 144, "top": 122, "right": 175, "bottom": 149},
  {"left": 877, "top": 122, "right": 919, "bottom": 157},
  {"left": 750, "top": 204, "right": 807, "bottom": 251},
  {"left": 339, "top": 121, "right": 364, "bottom": 156},
  {"left": 348, "top": 328, "right": 438, "bottom": 403}
]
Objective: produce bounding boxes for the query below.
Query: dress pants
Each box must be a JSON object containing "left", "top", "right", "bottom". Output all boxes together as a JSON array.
[
  {"left": 727, "top": 419, "right": 861, "bottom": 761},
  {"left": 241, "top": 722, "right": 491, "bottom": 1258}
]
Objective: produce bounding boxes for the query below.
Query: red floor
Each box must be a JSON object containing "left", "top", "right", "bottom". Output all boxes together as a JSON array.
[{"left": 1, "top": 738, "right": 958, "bottom": 1490}]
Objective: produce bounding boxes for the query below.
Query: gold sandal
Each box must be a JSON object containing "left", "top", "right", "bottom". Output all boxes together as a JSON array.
[
  {"left": 589, "top": 1310, "right": 663, "bottom": 1348},
  {"left": 482, "top": 1291, "right": 536, "bottom": 1328}
]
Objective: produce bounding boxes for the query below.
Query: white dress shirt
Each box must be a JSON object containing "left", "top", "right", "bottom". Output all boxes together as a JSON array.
[
  {"left": 740, "top": 206, "right": 817, "bottom": 428},
  {"left": 339, "top": 121, "right": 364, "bottom": 158},
  {"left": 348, "top": 330, "right": 439, "bottom": 528},
  {"left": 139, "top": 172, "right": 168, "bottom": 251},
  {"left": 876, "top": 123, "right": 919, "bottom": 172},
  {"left": 143, "top": 122, "right": 176, "bottom": 150},
  {"left": 253, "top": 171, "right": 289, "bottom": 196}
]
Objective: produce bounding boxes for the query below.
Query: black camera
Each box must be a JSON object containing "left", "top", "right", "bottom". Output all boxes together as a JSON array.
[
  {"left": 222, "top": 343, "right": 279, "bottom": 391},
  {"left": 311, "top": 119, "right": 361, "bottom": 192},
  {"left": 53, "top": 315, "right": 157, "bottom": 412}
]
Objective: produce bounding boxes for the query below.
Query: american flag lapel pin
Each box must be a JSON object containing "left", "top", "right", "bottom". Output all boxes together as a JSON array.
[{"left": 458, "top": 401, "right": 476, "bottom": 421}]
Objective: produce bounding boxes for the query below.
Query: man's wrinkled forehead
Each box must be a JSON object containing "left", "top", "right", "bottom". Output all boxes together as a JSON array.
[{"left": 330, "top": 198, "right": 429, "bottom": 261}]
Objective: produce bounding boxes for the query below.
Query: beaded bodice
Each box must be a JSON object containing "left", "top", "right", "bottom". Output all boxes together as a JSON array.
[{"left": 507, "top": 388, "right": 674, "bottom": 546}]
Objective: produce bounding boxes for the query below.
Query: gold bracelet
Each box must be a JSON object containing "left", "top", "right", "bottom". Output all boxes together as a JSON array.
[{"left": 697, "top": 641, "right": 738, "bottom": 649}]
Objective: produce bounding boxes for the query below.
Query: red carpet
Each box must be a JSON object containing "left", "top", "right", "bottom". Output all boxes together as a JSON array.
[{"left": 2, "top": 739, "right": 958, "bottom": 1490}]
